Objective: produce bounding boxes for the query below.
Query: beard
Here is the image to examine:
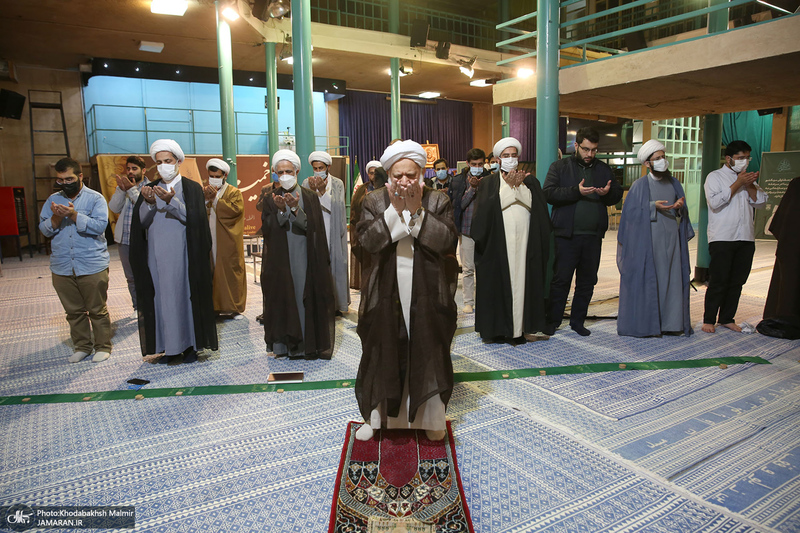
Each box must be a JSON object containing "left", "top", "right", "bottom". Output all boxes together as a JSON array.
[{"left": 651, "top": 168, "right": 671, "bottom": 180}]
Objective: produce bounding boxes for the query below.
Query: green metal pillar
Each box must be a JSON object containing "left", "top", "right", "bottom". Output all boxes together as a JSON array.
[
  {"left": 265, "top": 41, "right": 280, "bottom": 159},
  {"left": 535, "top": 0, "right": 559, "bottom": 186},
  {"left": 501, "top": 107, "right": 510, "bottom": 138},
  {"left": 389, "top": 0, "right": 401, "bottom": 140},
  {"left": 215, "top": 1, "right": 237, "bottom": 184},
  {"left": 291, "top": 0, "right": 315, "bottom": 179},
  {"left": 695, "top": 0, "right": 728, "bottom": 279}
]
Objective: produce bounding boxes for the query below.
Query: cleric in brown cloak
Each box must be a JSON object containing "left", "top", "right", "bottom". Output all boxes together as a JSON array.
[
  {"left": 261, "top": 149, "right": 335, "bottom": 359},
  {"left": 130, "top": 139, "right": 218, "bottom": 361},
  {"left": 764, "top": 176, "right": 800, "bottom": 321},
  {"left": 349, "top": 162, "right": 387, "bottom": 290},
  {"left": 354, "top": 140, "right": 458, "bottom": 442}
]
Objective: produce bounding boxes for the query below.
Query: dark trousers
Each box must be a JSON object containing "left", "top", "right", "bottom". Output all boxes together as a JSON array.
[
  {"left": 549, "top": 234, "right": 603, "bottom": 327},
  {"left": 704, "top": 240, "right": 755, "bottom": 325}
]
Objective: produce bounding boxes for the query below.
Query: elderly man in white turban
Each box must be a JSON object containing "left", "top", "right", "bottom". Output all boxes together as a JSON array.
[
  {"left": 472, "top": 136, "right": 552, "bottom": 343},
  {"left": 260, "top": 149, "right": 335, "bottom": 359},
  {"left": 203, "top": 158, "right": 246, "bottom": 319},
  {"left": 617, "top": 140, "right": 694, "bottom": 337},
  {"left": 130, "top": 139, "right": 218, "bottom": 363},
  {"left": 542, "top": 127, "right": 623, "bottom": 337},
  {"left": 354, "top": 140, "right": 458, "bottom": 442},
  {"left": 302, "top": 150, "right": 349, "bottom": 315}
]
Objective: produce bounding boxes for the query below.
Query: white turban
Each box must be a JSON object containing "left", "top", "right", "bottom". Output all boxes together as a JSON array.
[
  {"left": 149, "top": 139, "right": 185, "bottom": 163},
  {"left": 308, "top": 151, "right": 332, "bottom": 167},
  {"left": 493, "top": 137, "right": 522, "bottom": 158},
  {"left": 206, "top": 158, "right": 230, "bottom": 175},
  {"left": 379, "top": 140, "right": 427, "bottom": 172},
  {"left": 271, "top": 149, "right": 302, "bottom": 172},
  {"left": 638, "top": 140, "right": 667, "bottom": 164},
  {"left": 365, "top": 160, "right": 381, "bottom": 173}
]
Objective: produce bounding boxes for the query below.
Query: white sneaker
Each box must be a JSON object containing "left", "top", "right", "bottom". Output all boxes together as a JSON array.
[
  {"left": 92, "top": 351, "right": 110, "bottom": 363},
  {"left": 131, "top": 309, "right": 138, "bottom": 319},
  {"left": 232, "top": 313, "right": 245, "bottom": 320},
  {"left": 68, "top": 351, "right": 90, "bottom": 363},
  {"left": 463, "top": 304, "right": 474, "bottom": 314}
]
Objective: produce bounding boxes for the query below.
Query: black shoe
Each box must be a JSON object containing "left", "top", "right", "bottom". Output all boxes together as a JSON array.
[
  {"left": 571, "top": 324, "right": 591, "bottom": 337},
  {"left": 183, "top": 350, "right": 198, "bottom": 364},
  {"left": 542, "top": 323, "right": 557, "bottom": 336},
  {"left": 256, "top": 314, "right": 264, "bottom": 324}
]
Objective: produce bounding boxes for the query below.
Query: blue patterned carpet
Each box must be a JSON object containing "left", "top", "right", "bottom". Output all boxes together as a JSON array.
[{"left": 1, "top": 249, "right": 798, "bottom": 532}]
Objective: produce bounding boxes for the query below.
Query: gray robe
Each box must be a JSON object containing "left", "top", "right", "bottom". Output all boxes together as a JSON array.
[
  {"left": 302, "top": 176, "right": 349, "bottom": 312},
  {"left": 648, "top": 175, "right": 683, "bottom": 332},
  {"left": 138, "top": 179, "right": 196, "bottom": 354}
]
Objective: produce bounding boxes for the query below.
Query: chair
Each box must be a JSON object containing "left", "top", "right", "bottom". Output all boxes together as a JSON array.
[{"left": 244, "top": 234, "right": 263, "bottom": 283}]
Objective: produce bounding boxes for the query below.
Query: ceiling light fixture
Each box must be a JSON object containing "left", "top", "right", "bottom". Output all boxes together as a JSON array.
[
  {"left": 151, "top": 0, "right": 188, "bottom": 16},
  {"left": 267, "top": 0, "right": 291, "bottom": 19},
  {"left": 458, "top": 56, "right": 477, "bottom": 78},
  {"left": 139, "top": 41, "right": 165, "bottom": 53},
  {"left": 221, "top": 2, "right": 240, "bottom": 21},
  {"left": 470, "top": 78, "right": 498, "bottom": 87},
  {"left": 517, "top": 68, "right": 534, "bottom": 78},
  {"left": 418, "top": 91, "right": 440, "bottom": 99}
]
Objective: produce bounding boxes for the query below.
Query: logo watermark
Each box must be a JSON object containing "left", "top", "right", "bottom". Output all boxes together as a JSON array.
[{"left": 3, "top": 505, "right": 135, "bottom": 530}]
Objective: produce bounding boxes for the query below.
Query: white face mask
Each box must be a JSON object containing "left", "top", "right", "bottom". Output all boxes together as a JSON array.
[
  {"left": 731, "top": 158, "right": 748, "bottom": 173},
  {"left": 651, "top": 159, "right": 668, "bottom": 173},
  {"left": 157, "top": 163, "right": 178, "bottom": 182},
  {"left": 313, "top": 170, "right": 327, "bottom": 179},
  {"left": 279, "top": 174, "right": 297, "bottom": 190},
  {"left": 500, "top": 157, "right": 518, "bottom": 173},
  {"left": 469, "top": 166, "right": 483, "bottom": 176},
  {"left": 208, "top": 177, "right": 224, "bottom": 188}
]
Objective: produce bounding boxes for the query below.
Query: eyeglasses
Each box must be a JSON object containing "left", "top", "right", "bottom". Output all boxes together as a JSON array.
[
  {"left": 55, "top": 177, "right": 77, "bottom": 185},
  {"left": 577, "top": 145, "right": 598, "bottom": 155},
  {"left": 731, "top": 156, "right": 752, "bottom": 162}
]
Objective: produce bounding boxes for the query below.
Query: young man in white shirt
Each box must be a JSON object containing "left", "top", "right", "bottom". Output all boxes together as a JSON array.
[{"left": 702, "top": 140, "right": 768, "bottom": 333}]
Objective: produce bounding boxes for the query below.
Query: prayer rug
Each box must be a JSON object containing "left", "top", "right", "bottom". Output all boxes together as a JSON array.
[{"left": 329, "top": 421, "right": 473, "bottom": 533}]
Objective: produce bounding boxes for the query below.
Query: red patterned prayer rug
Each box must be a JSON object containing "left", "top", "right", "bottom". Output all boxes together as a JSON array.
[{"left": 328, "top": 421, "right": 473, "bottom": 533}]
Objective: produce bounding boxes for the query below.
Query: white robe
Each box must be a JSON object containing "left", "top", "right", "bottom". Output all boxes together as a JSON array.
[{"left": 499, "top": 177, "right": 532, "bottom": 337}]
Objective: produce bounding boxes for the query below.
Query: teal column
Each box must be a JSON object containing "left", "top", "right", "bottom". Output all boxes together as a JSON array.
[
  {"left": 215, "top": 1, "right": 237, "bottom": 184},
  {"left": 291, "top": 0, "right": 315, "bottom": 179},
  {"left": 502, "top": 106, "right": 510, "bottom": 138},
  {"left": 535, "top": 0, "right": 559, "bottom": 186},
  {"left": 389, "top": 0, "right": 401, "bottom": 139},
  {"left": 695, "top": 0, "right": 727, "bottom": 279},
  {"left": 265, "top": 42, "right": 280, "bottom": 158}
]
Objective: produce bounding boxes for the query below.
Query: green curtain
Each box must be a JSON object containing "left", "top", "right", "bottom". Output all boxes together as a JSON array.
[{"left": 722, "top": 110, "right": 773, "bottom": 172}]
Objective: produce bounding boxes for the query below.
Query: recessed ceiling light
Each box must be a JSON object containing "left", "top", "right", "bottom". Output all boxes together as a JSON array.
[
  {"left": 175, "top": 70, "right": 180, "bottom": 74},
  {"left": 418, "top": 92, "right": 440, "bottom": 99},
  {"left": 249, "top": 77, "right": 254, "bottom": 82},
  {"left": 139, "top": 41, "right": 165, "bottom": 53},
  {"left": 517, "top": 68, "right": 534, "bottom": 78},
  {"left": 221, "top": 6, "right": 239, "bottom": 21},
  {"left": 135, "top": 67, "right": 140, "bottom": 72},
  {"left": 103, "top": 63, "right": 108, "bottom": 68},
  {"left": 151, "top": 0, "right": 188, "bottom": 16}
]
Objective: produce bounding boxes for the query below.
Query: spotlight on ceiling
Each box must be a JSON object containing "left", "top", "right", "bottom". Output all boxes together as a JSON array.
[
  {"left": 418, "top": 92, "right": 440, "bottom": 99},
  {"left": 469, "top": 78, "right": 498, "bottom": 87},
  {"left": 458, "top": 56, "right": 477, "bottom": 78},
  {"left": 221, "top": 1, "right": 240, "bottom": 21},
  {"left": 399, "top": 62, "right": 413, "bottom": 76},
  {"left": 267, "top": 0, "right": 291, "bottom": 18},
  {"left": 517, "top": 68, "right": 534, "bottom": 78},
  {"left": 151, "top": 0, "right": 188, "bottom": 16}
]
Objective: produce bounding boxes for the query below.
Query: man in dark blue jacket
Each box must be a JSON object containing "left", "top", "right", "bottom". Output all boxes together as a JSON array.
[
  {"left": 448, "top": 148, "right": 489, "bottom": 313},
  {"left": 543, "top": 127, "right": 623, "bottom": 336}
]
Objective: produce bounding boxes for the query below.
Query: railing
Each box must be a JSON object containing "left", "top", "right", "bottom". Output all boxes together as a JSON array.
[
  {"left": 311, "top": 0, "right": 497, "bottom": 51},
  {"left": 84, "top": 104, "right": 349, "bottom": 158},
  {"left": 496, "top": 0, "right": 796, "bottom": 71}
]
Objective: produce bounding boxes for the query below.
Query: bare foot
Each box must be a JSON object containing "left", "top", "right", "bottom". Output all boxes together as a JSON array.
[
  {"left": 425, "top": 429, "right": 446, "bottom": 441},
  {"left": 720, "top": 322, "right": 742, "bottom": 332},
  {"left": 701, "top": 323, "right": 716, "bottom": 333},
  {"left": 355, "top": 423, "right": 375, "bottom": 441}
]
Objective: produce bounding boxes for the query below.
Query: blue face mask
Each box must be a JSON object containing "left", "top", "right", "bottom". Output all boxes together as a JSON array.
[
  {"left": 436, "top": 169, "right": 448, "bottom": 181},
  {"left": 469, "top": 166, "right": 483, "bottom": 176},
  {"left": 490, "top": 163, "right": 499, "bottom": 172}
]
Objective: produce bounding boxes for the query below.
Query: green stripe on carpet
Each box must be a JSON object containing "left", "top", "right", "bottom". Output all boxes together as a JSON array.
[{"left": 0, "top": 356, "right": 769, "bottom": 406}]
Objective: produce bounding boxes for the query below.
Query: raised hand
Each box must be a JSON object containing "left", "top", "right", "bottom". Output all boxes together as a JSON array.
[
  {"left": 404, "top": 180, "right": 423, "bottom": 214},
  {"left": 141, "top": 186, "right": 156, "bottom": 204},
  {"left": 284, "top": 191, "right": 299, "bottom": 210},
  {"left": 153, "top": 185, "right": 175, "bottom": 204},
  {"left": 596, "top": 180, "right": 612, "bottom": 196},
  {"left": 579, "top": 179, "right": 597, "bottom": 196},
  {"left": 115, "top": 174, "right": 133, "bottom": 191},
  {"left": 387, "top": 179, "right": 406, "bottom": 215},
  {"left": 272, "top": 192, "right": 287, "bottom": 211},
  {"left": 203, "top": 185, "right": 217, "bottom": 202}
]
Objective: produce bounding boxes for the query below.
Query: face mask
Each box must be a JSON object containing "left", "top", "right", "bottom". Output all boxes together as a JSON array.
[
  {"left": 469, "top": 166, "right": 483, "bottom": 176},
  {"left": 279, "top": 174, "right": 297, "bottom": 190},
  {"left": 652, "top": 159, "right": 668, "bottom": 173},
  {"left": 500, "top": 157, "right": 518, "bottom": 173},
  {"left": 436, "top": 169, "right": 448, "bottom": 181},
  {"left": 157, "top": 163, "right": 178, "bottom": 182},
  {"left": 61, "top": 181, "right": 81, "bottom": 197},
  {"left": 731, "top": 158, "right": 748, "bottom": 173},
  {"left": 208, "top": 177, "right": 224, "bottom": 188},
  {"left": 313, "top": 170, "right": 327, "bottom": 179},
  {"left": 490, "top": 162, "right": 499, "bottom": 172}
]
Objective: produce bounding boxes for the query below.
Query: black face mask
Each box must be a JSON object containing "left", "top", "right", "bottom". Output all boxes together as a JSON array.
[{"left": 61, "top": 181, "right": 81, "bottom": 197}]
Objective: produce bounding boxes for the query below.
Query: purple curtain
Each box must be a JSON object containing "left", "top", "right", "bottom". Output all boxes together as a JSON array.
[
  {"left": 339, "top": 90, "right": 473, "bottom": 184},
  {"left": 509, "top": 107, "right": 569, "bottom": 165}
]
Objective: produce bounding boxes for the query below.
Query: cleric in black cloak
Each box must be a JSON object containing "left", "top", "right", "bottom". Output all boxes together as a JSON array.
[
  {"left": 130, "top": 139, "right": 218, "bottom": 362},
  {"left": 472, "top": 137, "right": 552, "bottom": 342},
  {"left": 261, "top": 149, "right": 335, "bottom": 359},
  {"left": 617, "top": 140, "right": 694, "bottom": 337},
  {"left": 354, "top": 140, "right": 458, "bottom": 442},
  {"left": 764, "top": 176, "right": 800, "bottom": 321}
]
